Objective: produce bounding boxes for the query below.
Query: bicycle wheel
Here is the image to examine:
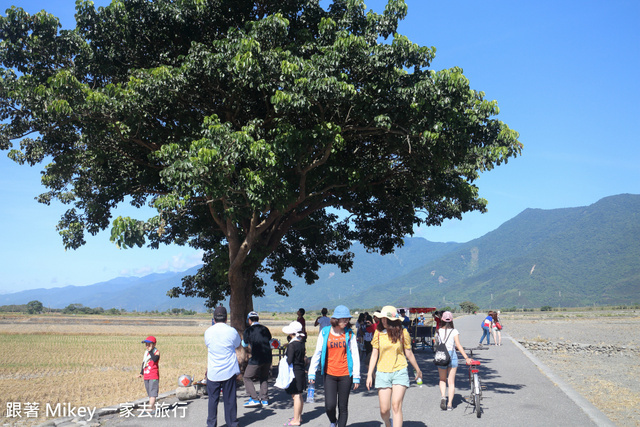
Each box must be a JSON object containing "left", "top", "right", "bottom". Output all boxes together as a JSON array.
[{"left": 473, "top": 373, "right": 482, "bottom": 418}]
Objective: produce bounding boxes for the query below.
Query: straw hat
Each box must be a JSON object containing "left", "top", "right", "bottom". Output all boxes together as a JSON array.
[{"left": 373, "top": 305, "right": 404, "bottom": 322}]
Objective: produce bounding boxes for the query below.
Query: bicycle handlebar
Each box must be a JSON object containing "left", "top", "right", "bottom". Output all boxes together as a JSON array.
[{"left": 463, "top": 346, "right": 488, "bottom": 351}]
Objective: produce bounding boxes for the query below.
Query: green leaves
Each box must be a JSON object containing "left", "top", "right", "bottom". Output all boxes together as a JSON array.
[
  {"left": 110, "top": 216, "right": 148, "bottom": 249},
  {"left": 319, "top": 17, "right": 337, "bottom": 36},
  {"left": 56, "top": 209, "right": 86, "bottom": 250},
  {"left": 1, "top": 0, "right": 521, "bottom": 313}
]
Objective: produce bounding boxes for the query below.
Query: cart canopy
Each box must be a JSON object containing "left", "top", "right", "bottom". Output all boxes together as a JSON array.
[{"left": 407, "top": 307, "right": 436, "bottom": 314}]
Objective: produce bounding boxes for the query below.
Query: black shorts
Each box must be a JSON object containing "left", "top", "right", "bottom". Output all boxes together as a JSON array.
[{"left": 286, "top": 369, "right": 306, "bottom": 395}]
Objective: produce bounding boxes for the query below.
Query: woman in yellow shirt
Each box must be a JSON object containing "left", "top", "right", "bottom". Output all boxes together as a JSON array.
[{"left": 366, "top": 306, "right": 422, "bottom": 427}]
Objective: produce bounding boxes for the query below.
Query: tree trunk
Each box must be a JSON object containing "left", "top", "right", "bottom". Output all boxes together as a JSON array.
[{"left": 228, "top": 267, "right": 253, "bottom": 333}]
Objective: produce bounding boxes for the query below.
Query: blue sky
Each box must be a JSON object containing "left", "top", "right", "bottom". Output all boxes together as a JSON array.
[{"left": 1, "top": 0, "right": 638, "bottom": 293}]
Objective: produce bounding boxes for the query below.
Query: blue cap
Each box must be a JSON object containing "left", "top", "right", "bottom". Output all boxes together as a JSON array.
[{"left": 331, "top": 305, "right": 351, "bottom": 319}]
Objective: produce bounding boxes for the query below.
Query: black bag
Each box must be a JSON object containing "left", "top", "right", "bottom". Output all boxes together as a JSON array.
[{"left": 433, "top": 329, "right": 452, "bottom": 366}]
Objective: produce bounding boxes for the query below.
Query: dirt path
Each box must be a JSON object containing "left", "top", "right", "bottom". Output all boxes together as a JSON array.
[{"left": 502, "top": 311, "right": 640, "bottom": 426}]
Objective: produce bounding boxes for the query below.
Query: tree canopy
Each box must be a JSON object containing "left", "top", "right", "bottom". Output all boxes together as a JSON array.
[
  {"left": 27, "top": 300, "right": 44, "bottom": 314},
  {"left": 0, "top": 0, "right": 521, "bottom": 330},
  {"left": 459, "top": 301, "right": 479, "bottom": 314}
]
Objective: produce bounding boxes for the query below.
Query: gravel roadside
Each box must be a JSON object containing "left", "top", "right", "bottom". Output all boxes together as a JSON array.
[{"left": 502, "top": 311, "right": 640, "bottom": 426}]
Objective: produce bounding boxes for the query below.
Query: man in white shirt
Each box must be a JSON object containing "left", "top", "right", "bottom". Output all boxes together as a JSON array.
[{"left": 205, "top": 306, "right": 241, "bottom": 427}]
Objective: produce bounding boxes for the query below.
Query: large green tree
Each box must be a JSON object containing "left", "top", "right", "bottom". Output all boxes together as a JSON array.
[
  {"left": 27, "top": 300, "right": 44, "bottom": 314},
  {"left": 0, "top": 0, "right": 520, "bottom": 330}
]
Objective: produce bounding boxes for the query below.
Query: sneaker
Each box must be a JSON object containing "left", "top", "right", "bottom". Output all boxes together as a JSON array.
[
  {"left": 243, "top": 398, "right": 261, "bottom": 408},
  {"left": 330, "top": 423, "right": 337, "bottom": 427},
  {"left": 440, "top": 397, "right": 447, "bottom": 411},
  {"left": 447, "top": 406, "right": 453, "bottom": 411},
  {"left": 261, "top": 400, "right": 268, "bottom": 406}
]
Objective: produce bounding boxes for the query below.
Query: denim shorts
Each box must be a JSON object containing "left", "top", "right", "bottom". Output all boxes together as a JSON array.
[
  {"left": 437, "top": 350, "right": 458, "bottom": 370},
  {"left": 375, "top": 367, "right": 410, "bottom": 388}
]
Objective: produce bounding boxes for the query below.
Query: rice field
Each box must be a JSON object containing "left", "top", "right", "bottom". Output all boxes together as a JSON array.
[{"left": 0, "top": 314, "right": 317, "bottom": 426}]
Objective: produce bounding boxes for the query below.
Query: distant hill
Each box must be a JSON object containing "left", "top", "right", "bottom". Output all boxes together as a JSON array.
[
  {"left": 335, "top": 194, "right": 640, "bottom": 309},
  {"left": 0, "top": 239, "right": 459, "bottom": 312},
  {"left": 2, "top": 194, "right": 638, "bottom": 311},
  {"left": 254, "top": 238, "right": 460, "bottom": 311},
  {"left": 0, "top": 267, "right": 208, "bottom": 312}
]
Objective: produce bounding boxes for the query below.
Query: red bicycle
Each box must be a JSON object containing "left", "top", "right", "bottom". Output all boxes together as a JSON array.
[{"left": 468, "top": 360, "right": 482, "bottom": 418}]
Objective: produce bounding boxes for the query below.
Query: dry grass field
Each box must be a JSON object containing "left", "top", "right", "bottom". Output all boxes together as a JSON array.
[{"left": 0, "top": 314, "right": 318, "bottom": 426}]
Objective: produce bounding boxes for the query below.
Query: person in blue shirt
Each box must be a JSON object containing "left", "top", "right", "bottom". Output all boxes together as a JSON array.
[
  {"left": 399, "top": 308, "right": 411, "bottom": 329},
  {"left": 315, "top": 307, "right": 332, "bottom": 330},
  {"left": 479, "top": 312, "right": 494, "bottom": 346}
]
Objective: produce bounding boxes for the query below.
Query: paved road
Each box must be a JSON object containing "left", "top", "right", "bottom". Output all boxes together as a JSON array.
[{"left": 100, "top": 314, "right": 612, "bottom": 426}]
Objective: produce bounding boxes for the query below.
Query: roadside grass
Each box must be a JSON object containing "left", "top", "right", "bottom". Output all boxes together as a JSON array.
[{"left": 586, "top": 377, "right": 640, "bottom": 425}]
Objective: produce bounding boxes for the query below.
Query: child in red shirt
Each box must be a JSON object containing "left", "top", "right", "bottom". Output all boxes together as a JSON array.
[{"left": 138, "top": 336, "right": 160, "bottom": 411}]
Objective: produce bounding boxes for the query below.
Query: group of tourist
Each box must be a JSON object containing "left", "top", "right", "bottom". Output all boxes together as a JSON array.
[
  {"left": 139, "top": 304, "right": 499, "bottom": 426},
  {"left": 289, "top": 304, "right": 425, "bottom": 427},
  {"left": 479, "top": 310, "right": 503, "bottom": 346},
  {"left": 198, "top": 304, "right": 432, "bottom": 427}
]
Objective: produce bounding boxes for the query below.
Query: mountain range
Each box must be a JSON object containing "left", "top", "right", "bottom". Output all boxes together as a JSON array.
[
  {"left": 331, "top": 193, "right": 640, "bottom": 309},
  {"left": 2, "top": 194, "right": 638, "bottom": 312}
]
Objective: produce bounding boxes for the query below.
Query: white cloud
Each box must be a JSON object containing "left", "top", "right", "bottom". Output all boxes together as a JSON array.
[
  {"left": 122, "top": 251, "right": 204, "bottom": 278},
  {"left": 134, "top": 266, "right": 153, "bottom": 276},
  {"left": 169, "top": 251, "right": 204, "bottom": 271}
]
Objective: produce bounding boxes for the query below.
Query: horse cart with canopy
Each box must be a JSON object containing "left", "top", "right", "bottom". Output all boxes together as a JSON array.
[{"left": 404, "top": 307, "right": 437, "bottom": 351}]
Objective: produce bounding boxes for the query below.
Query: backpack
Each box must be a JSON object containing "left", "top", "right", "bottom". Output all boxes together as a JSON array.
[{"left": 433, "top": 329, "right": 452, "bottom": 366}]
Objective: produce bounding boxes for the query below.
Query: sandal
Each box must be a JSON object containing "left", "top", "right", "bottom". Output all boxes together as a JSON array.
[{"left": 284, "top": 419, "right": 301, "bottom": 426}]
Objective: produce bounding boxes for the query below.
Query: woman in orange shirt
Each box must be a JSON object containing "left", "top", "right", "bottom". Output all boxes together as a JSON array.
[{"left": 308, "top": 305, "right": 360, "bottom": 427}]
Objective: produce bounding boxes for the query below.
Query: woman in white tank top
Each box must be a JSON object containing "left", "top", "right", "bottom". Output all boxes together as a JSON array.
[{"left": 436, "top": 311, "right": 472, "bottom": 411}]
